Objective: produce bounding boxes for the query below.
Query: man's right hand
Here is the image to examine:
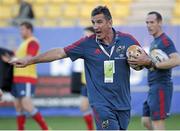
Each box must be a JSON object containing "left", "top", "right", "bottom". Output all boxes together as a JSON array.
[{"left": 9, "top": 57, "right": 30, "bottom": 68}]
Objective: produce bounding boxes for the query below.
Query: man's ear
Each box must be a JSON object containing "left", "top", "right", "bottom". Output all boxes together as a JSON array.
[
  {"left": 158, "top": 20, "right": 162, "bottom": 27},
  {"left": 109, "top": 19, "right": 112, "bottom": 28}
]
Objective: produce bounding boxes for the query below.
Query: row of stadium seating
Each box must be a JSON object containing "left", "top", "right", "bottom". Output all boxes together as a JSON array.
[
  {"left": 0, "top": 0, "right": 131, "bottom": 27},
  {"left": 172, "top": 0, "right": 180, "bottom": 24},
  {"left": 0, "top": 0, "right": 132, "bottom": 5},
  {"left": 0, "top": 2, "right": 130, "bottom": 19},
  {"left": 0, "top": 0, "right": 179, "bottom": 27}
]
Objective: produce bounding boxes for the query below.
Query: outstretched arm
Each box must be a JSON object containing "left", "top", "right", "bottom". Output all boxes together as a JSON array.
[{"left": 11, "top": 48, "right": 67, "bottom": 67}]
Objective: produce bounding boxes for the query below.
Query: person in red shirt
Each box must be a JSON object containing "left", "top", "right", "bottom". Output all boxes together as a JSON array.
[{"left": 3, "top": 22, "right": 48, "bottom": 130}]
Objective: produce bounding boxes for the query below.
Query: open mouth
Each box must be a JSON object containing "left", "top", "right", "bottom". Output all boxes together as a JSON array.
[
  {"left": 148, "top": 29, "right": 153, "bottom": 33},
  {"left": 95, "top": 31, "right": 102, "bottom": 36}
]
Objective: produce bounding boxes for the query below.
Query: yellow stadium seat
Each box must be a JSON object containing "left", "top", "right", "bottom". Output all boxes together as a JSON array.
[
  {"left": 66, "top": 0, "right": 82, "bottom": 4},
  {"left": 11, "top": 5, "right": 19, "bottom": 17},
  {"left": 25, "top": 0, "right": 34, "bottom": 4},
  {"left": 99, "top": 0, "right": 109, "bottom": 2},
  {"left": 33, "top": 5, "right": 47, "bottom": 19},
  {"left": 1, "top": 0, "right": 17, "bottom": 5},
  {"left": 51, "top": 0, "right": 65, "bottom": 4},
  {"left": 84, "top": 0, "right": 98, "bottom": 4},
  {"left": 59, "top": 19, "right": 77, "bottom": 27},
  {"left": 112, "top": 0, "right": 132, "bottom": 3},
  {"left": 171, "top": 17, "right": 180, "bottom": 25},
  {"left": 0, "top": 6, "right": 12, "bottom": 19},
  {"left": 79, "top": 5, "right": 96, "bottom": 19},
  {"left": 47, "top": 5, "right": 61, "bottom": 18},
  {"left": 111, "top": 5, "right": 130, "bottom": 18},
  {"left": 174, "top": 5, "right": 180, "bottom": 17},
  {"left": 80, "top": 4, "right": 114, "bottom": 19},
  {"left": 35, "top": 0, "right": 50, "bottom": 4},
  {"left": 98, "top": 0, "right": 111, "bottom": 5},
  {"left": 63, "top": 5, "right": 80, "bottom": 18},
  {"left": 0, "top": 20, "right": 9, "bottom": 27},
  {"left": 175, "top": 2, "right": 180, "bottom": 6},
  {"left": 97, "top": 2, "right": 112, "bottom": 8}
]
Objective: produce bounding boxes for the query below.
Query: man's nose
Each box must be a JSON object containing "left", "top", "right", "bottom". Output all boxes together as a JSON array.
[
  {"left": 146, "top": 23, "right": 151, "bottom": 28},
  {"left": 94, "top": 26, "right": 98, "bottom": 30},
  {"left": 93, "top": 23, "right": 99, "bottom": 30}
]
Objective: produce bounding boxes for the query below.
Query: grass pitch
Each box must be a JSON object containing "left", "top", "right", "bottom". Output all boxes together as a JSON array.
[{"left": 0, "top": 115, "right": 179, "bottom": 130}]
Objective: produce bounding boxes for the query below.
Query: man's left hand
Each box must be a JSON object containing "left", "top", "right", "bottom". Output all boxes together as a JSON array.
[{"left": 128, "top": 51, "right": 152, "bottom": 66}]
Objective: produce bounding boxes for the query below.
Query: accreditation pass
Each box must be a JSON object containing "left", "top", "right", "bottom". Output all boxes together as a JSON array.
[{"left": 104, "top": 60, "right": 115, "bottom": 83}]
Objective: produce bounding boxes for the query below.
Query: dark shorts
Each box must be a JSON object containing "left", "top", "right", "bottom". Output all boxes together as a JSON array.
[
  {"left": 92, "top": 106, "right": 130, "bottom": 130},
  {"left": 81, "top": 86, "right": 88, "bottom": 97},
  {"left": 143, "top": 83, "right": 173, "bottom": 120},
  {"left": 11, "top": 83, "right": 35, "bottom": 98}
]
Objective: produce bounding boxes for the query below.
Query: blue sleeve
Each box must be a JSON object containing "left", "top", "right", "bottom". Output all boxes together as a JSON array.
[
  {"left": 161, "top": 39, "right": 177, "bottom": 56},
  {"left": 117, "top": 32, "right": 141, "bottom": 48},
  {"left": 126, "top": 33, "right": 141, "bottom": 46},
  {"left": 64, "top": 37, "right": 86, "bottom": 61}
]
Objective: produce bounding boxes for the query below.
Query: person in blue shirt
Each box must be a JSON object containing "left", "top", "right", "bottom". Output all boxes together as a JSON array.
[
  {"left": 10, "top": 6, "right": 144, "bottom": 130},
  {"left": 128, "top": 11, "right": 180, "bottom": 130}
]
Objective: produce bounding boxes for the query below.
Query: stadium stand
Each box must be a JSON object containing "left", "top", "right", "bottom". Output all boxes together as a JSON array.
[
  {"left": 0, "top": 0, "right": 179, "bottom": 27},
  {"left": 33, "top": 5, "right": 47, "bottom": 19},
  {"left": 0, "top": 0, "right": 132, "bottom": 27},
  {"left": 1, "top": 0, "right": 17, "bottom": 5},
  {"left": 172, "top": 0, "right": 180, "bottom": 25},
  {"left": 35, "top": 0, "right": 49, "bottom": 4},
  {"left": 126, "top": 0, "right": 175, "bottom": 25},
  {"left": 0, "top": 5, "right": 13, "bottom": 19},
  {"left": 51, "top": 0, "right": 65, "bottom": 4}
]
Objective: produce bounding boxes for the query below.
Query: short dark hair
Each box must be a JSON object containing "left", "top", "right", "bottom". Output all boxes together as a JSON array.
[
  {"left": 148, "top": 11, "right": 162, "bottom": 22},
  {"left": 84, "top": 26, "right": 95, "bottom": 33},
  {"left": 91, "top": 6, "right": 112, "bottom": 20},
  {"left": 20, "top": 21, "right": 33, "bottom": 32}
]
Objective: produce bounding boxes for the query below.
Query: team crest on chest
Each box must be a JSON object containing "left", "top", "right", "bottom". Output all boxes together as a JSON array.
[
  {"left": 102, "top": 119, "right": 109, "bottom": 129},
  {"left": 116, "top": 45, "right": 126, "bottom": 58}
]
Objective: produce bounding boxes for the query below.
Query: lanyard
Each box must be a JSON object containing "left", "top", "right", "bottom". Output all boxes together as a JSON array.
[
  {"left": 95, "top": 29, "right": 117, "bottom": 59},
  {"left": 98, "top": 44, "right": 115, "bottom": 59}
]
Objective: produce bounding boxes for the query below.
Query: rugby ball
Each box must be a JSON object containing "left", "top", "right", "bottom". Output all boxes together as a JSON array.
[
  {"left": 126, "top": 45, "right": 144, "bottom": 71},
  {"left": 150, "top": 49, "right": 169, "bottom": 63}
]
